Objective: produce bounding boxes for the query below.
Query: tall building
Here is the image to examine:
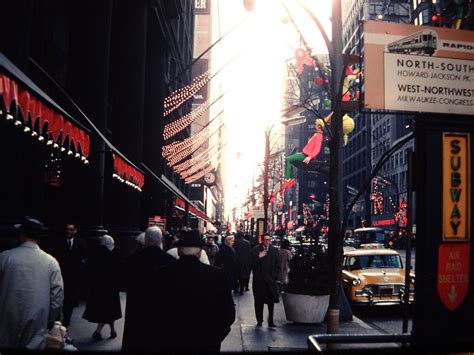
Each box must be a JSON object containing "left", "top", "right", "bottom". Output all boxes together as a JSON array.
[
  {"left": 188, "top": 0, "right": 225, "bottom": 233},
  {"left": 341, "top": 0, "right": 414, "bottom": 231},
  {"left": 0, "top": 0, "right": 213, "bottom": 252}
]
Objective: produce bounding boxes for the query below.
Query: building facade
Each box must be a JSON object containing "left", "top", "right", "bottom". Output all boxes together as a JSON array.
[
  {"left": 0, "top": 0, "right": 216, "bottom": 253},
  {"left": 341, "top": 0, "right": 415, "bottom": 231}
]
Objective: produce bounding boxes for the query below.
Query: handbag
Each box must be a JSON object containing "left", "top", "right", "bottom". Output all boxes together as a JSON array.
[{"left": 44, "top": 321, "right": 66, "bottom": 350}]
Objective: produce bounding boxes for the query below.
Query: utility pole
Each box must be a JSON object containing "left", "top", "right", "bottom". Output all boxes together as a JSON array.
[
  {"left": 263, "top": 127, "right": 271, "bottom": 232},
  {"left": 326, "top": 0, "right": 345, "bottom": 334}
]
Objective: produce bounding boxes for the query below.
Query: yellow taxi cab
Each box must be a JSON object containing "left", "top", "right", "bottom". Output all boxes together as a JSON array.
[{"left": 342, "top": 244, "right": 414, "bottom": 305}]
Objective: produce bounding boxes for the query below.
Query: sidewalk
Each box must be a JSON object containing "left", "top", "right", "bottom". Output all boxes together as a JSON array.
[{"left": 67, "top": 289, "right": 386, "bottom": 352}]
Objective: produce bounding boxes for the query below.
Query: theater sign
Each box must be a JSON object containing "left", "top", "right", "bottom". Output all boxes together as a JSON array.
[{"left": 364, "top": 21, "right": 474, "bottom": 115}]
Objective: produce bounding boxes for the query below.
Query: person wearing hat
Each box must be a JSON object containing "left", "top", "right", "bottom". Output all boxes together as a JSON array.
[
  {"left": 166, "top": 229, "right": 210, "bottom": 264},
  {"left": 122, "top": 226, "right": 175, "bottom": 351},
  {"left": 138, "top": 229, "right": 235, "bottom": 352},
  {"left": 0, "top": 217, "right": 64, "bottom": 349},
  {"left": 82, "top": 234, "right": 122, "bottom": 341}
]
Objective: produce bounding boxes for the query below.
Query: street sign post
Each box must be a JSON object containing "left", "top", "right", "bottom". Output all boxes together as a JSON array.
[
  {"left": 437, "top": 132, "right": 470, "bottom": 311},
  {"left": 413, "top": 121, "right": 474, "bottom": 351}
]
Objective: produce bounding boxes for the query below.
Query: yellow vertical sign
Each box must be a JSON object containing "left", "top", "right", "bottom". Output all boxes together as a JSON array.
[{"left": 442, "top": 133, "right": 470, "bottom": 241}]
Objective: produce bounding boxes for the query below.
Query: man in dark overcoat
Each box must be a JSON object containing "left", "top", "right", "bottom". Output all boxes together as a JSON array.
[
  {"left": 251, "top": 232, "right": 280, "bottom": 327},
  {"left": 121, "top": 226, "right": 175, "bottom": 351},
  {"left": 142, "top": 229, "right": 235, "bottom": 352},
  {"left": 51, "top": 223, "right": 87, "bottom": 328},
  {"left": 215, "top": 234, "right": 238, "bottom": 292},
  {"left": 234, "top": 231, "right": 251, "bottom": 294}
]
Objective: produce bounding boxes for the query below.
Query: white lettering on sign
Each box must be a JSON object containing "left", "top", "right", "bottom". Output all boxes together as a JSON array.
[
  {"left": 195, "top": 0, "right": 207, "bottom": 9},
  {"left": 384, "top": 53, "right": 474, "bottom": 115},
  {"left": 446, "top": 262, "right": 462, "bottom": 271},
  {"left": 438, "top": 274, "right": 469, "bottom": 283}
]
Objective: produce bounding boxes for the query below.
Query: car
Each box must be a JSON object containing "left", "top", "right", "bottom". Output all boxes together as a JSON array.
[
  {"left": 353, "top": 227, "right": 387, "bottom": 248},
  {"left": 342, "top": 245, "right": 414, "bottom": 306}
]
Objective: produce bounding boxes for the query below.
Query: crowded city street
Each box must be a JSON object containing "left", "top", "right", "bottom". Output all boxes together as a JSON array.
[{"left": 0, "top": 0, "right": 473, "bottom": 353}]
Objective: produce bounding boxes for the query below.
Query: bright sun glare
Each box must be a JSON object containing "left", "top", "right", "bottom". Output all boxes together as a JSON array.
[{"left": 215, "top": 0, "right": 332, "bottom": 224}]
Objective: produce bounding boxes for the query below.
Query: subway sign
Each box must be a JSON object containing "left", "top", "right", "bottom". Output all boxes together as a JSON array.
[
  {"left": 439, "top": 132, "right": 470, "bottom": 311},
  {"left": 442, "top": 132, "right": 470, "bottom": 241}
]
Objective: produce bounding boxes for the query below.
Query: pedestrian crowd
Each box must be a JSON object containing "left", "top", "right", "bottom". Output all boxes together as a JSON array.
[{"left": 0, "top": 216, "right": 294, "bottom": 351}]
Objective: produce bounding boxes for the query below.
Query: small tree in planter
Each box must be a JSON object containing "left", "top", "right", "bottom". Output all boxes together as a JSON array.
[
  {"left": 286, "top": 243, "right": 330, "bottom": 295},
  {"left": 282, "top": 238, "right": 331, "bottom": 323}
]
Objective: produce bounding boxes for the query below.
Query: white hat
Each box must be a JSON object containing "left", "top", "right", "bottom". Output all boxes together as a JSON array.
[{"left": 100, "top": 234, "right": 115, "bottom": 251}]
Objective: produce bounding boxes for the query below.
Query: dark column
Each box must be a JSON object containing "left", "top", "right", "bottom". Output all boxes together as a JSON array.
[
  {"left": 141, "top": 9, "right": 168, "bottom": 229},
  {"left": 66, "top": 0, "right": 112, "bottom": 237},
  {"left": 0, "top": 0, "right": 34, "bottom": 70},
  {"left": 107, "top": 0, "right": 147, "bottom": 234}
]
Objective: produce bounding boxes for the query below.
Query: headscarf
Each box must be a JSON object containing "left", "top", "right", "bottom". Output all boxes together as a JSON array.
[{"left": 100, "top": 234, "right": 115, "bottom": 251}]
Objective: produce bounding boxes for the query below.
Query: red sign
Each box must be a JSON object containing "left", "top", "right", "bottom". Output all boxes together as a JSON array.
[
  {"left": 148, "top": 216, "right": 166, "bottom": 231},
  {"left": 437, "top": 243, "right": 470, "bottom": 311},
  {"left": 372, "top": 218, "right": 396, "bottom": 226}
]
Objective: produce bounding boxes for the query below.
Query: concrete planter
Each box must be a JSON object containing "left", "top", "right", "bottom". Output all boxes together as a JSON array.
[{"left": 281, "top": 292, "right": 330, "bottom": 323}]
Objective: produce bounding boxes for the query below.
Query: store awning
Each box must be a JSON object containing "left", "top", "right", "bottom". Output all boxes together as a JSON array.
[
  {"left": 175, "top": 197, "right": 212, "bottom": 223},
  {"left": 188, "top": 204, "right": 212, "bottom": 223},
  {"left": 112, "top": 153, "right": 144, "bottom": 191},
  {"left": 0, "top": 53, "right": 90, "bottom": 159}
]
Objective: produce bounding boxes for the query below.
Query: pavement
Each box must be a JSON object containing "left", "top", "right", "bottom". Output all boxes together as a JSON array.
[{"left": 65, "top": 287, "right": 396, "bottom": 353}]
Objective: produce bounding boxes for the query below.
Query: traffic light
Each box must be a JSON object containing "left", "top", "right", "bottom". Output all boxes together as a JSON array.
[{"left": 431, "top": 14, "right": 442, "bottom": 26}]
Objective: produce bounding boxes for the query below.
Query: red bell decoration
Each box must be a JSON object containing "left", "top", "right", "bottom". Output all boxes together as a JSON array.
[{"left": 314, "top": 76, "right": 324, "bottom": 86}]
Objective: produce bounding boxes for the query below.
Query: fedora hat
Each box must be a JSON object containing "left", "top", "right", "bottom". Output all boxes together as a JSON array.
[
  {"left": 177, "top": 229, "right": 203, "bottom": 248},
  {"left": 14, "top": 216, "right": 48, "bottom": 239}
]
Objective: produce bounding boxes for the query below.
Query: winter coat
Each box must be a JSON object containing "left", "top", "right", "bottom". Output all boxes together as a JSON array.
[
  {"left": 82, "top": 246, "right": 122, "bottom": 323},
  {"left": 121, "top": 246, "right": 175, "bottom": 351},
  {"left": 215, "top": 244, "right": 238, "bottom": 291},
  {"left": 251, "top": 244, "right": 280, "bottom": 304},
  {"left": 234, "top": 236, "right": 251, "bottom": 278},
  {"left": 138, "top": 255, "right": 235, "bottom": 352},
  {"left": 203, "top": 243, "right": 219, "bottom": 265},
  {"left": 50, "top": 237, "right": 87, "bottom": 303},
  {"left": 0, "top": 242, "right": 63, "bottom": 349}
]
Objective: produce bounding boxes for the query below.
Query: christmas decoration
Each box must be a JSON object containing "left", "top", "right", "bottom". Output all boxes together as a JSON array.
[
  {"left": 163, "top": 70, "right": 211, "bottom": 117},
  {"left": 163, "top": 100, "right": 211, "bottom": 140},
  {"left": 1, "top": 72, "right": 90, "bottom": 163},
  {"left": 294, "top": 48, "right": 316, "bottom": 75},
  {"left": 112, "top": 153, "right": 144, "bottom": 191}
]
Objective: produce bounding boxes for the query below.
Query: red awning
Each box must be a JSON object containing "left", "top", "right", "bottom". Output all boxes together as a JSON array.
[
  {"left": 174, "top": 197, "right": 211, "bottom": 222},
  {"left": 0, "top": 69, "right": 90, "bottom": 157},
  {"left": 175, "top": 197, "right": 186, "bottom": 210},
  {"left": 112, "top": 153, "right": 144, "bottom": 190}
]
